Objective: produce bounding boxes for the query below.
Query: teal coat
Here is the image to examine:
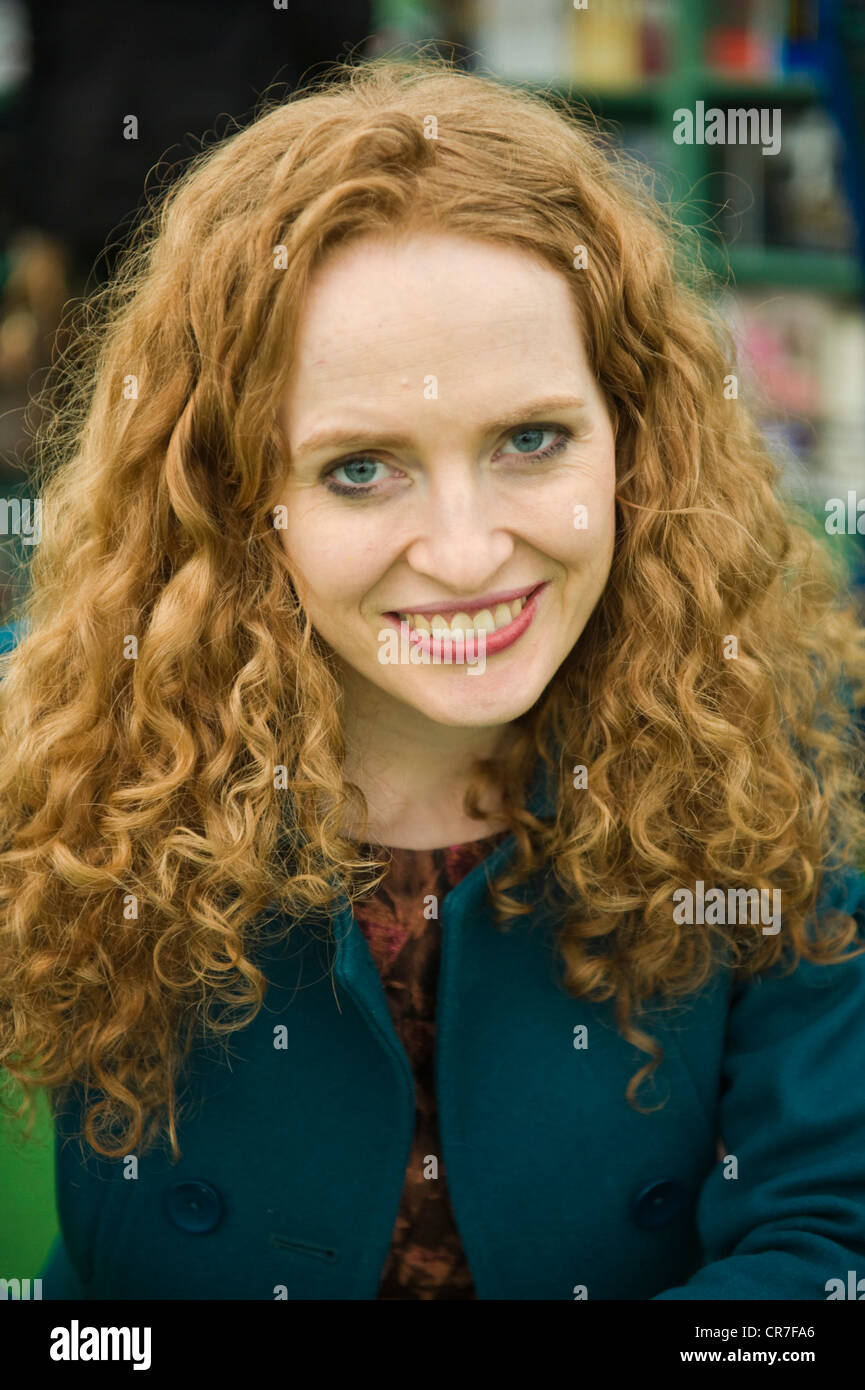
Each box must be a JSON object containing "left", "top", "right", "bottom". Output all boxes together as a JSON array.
[{"left": 2, "top": 623, "right": 863, "bottom": 1300}]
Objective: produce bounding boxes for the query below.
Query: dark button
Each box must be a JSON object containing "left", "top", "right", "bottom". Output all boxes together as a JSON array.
[
  {"left": 164, "top": 1179, "right": 224, "bottom": 1234},
  {"left": 632, "top": 1178, "right": 686, "bottom": 1229}
]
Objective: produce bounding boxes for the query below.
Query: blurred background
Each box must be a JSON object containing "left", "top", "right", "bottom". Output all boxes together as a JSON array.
[{"left": 0, "top": 0, "right": 864, "bottom": 1283}]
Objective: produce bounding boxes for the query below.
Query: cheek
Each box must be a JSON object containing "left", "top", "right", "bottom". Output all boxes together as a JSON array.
[
  {"left": 518, "top": 459, "right": 616, "bottom": 566},
  {"left": 277, "top": 514, "right": 332, "bottom": 606},
  {"left": 567, "top": 446, "right": 617, "bottom": 549},
  {"left": 579, "top": 488, "right": 617, "bottom": 585},
  {"left": 278, "top": 512, "right": 387, "bottom": 615}
]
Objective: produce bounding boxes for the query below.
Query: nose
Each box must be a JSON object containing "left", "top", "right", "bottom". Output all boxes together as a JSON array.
[{"left": 403, "top": 474, "right": 515, "bottom": 592}]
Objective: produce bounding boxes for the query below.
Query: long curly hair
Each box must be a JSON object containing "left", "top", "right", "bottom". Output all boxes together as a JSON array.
[{"left": 1, "top": 53, "right": 864, "bottom": 1162}]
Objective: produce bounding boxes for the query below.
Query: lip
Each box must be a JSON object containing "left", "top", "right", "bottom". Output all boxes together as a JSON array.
[
  {"left": 384, "top": 582, "right": 542, "bottom": 620},
  {"left": 382, "top": 582, "right": 549, "bottom": 658}
]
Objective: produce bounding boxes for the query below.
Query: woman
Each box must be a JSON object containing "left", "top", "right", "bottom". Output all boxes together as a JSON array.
[{"left": 1, "top": 55, "right": 864, "bottom": 1302}]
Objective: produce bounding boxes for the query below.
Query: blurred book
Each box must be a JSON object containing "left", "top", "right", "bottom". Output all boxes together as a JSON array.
[
  {"left": 470, "top": 0, "right": 571, "bottom": 81},
  {"left": 0, "top": 0, "right": 28, "bottom": 100},
  {"left": 568, "top": 0, "right": 674, "bottom": 86},
  {"left": 718, "top": 290, "right": 865, "bottom": 498},
  {"left": 703, "top": 0, "right": 838, "bottom": 79},
  {"left": 705, "top": 0, "right": 785, "bottom": 76},
  {"left": 614, "top": 121, "right": 679, "bottom": 201},
  {"left": 713, "top": 105, "right": 855, "bottom": 253},
  {"left": 568, "top": 0, "right": 644, "bottom": 88},
  {"left": 467, "top": 0, "right": 673, "bottom": 86}
]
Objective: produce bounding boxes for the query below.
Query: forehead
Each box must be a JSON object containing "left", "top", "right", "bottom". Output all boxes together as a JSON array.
[{"left": 282, "top": 231, "right": 589, "bottom": 424}]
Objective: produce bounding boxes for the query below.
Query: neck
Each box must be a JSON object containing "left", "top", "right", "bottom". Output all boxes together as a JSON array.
[{"left": 338, "top": 669, "right": 511, "bottom": 850}]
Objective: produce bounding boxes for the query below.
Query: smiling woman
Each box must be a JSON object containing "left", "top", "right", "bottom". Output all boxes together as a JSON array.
[
  {"left": 1, "top": 53, "right": 865, "bottom": 1303},
  {"left": 273, "top": 231, "right": 617, "bottom": 844}
]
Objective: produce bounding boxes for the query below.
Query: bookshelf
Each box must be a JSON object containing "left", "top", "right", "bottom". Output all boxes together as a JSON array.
[
  {"left": 536, "top": 3, "right": 861, "bottom": 297},
  {"left": 379, "top": 0, "right": 865, "bottom": 528}
]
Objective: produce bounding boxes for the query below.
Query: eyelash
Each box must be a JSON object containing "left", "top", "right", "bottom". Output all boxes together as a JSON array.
[{"left": 322, "top": 425, "right": 574, "bottom": 497}]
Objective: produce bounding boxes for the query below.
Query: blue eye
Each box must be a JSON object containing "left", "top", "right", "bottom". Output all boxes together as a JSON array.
[
  {"left": 322, "top": 423, "right": 571, "bottom": 497},
  {"left": 506, "top": 427, "right": 558, "bottom": 455},
  {"left": 325, "top": 457, "right": 393, "bottom": 494}
]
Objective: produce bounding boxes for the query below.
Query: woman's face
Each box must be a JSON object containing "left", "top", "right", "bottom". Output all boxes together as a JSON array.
[{"left": 275, "top": 230, "right": 617, "bottom": 730}]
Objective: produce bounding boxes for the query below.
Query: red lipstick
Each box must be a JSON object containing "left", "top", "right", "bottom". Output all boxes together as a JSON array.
[{"left": 383, "top": 582, "right": 549, "bottom": 659}]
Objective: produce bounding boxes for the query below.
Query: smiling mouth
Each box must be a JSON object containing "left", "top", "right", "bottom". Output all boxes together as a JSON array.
[
  {"left": 384, "top": 584, "right": 545, "bottom": 636},
  {"left": 381, "top": 582, "right": 549, "bottom": 658}
]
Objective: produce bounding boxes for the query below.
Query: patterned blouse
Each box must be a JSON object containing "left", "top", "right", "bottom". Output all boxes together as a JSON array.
[{"left": 352, "top": 829, "right": 510, "bottom": 1300}]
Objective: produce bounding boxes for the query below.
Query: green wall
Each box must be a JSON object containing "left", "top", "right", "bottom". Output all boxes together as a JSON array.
[{"left": 0, "top": 1085, "right": 57, "bottom": 1275}]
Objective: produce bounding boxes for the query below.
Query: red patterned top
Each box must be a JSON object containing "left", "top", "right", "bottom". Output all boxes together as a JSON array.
[{"left": 352, "top": 829, "right": 510, "bottom": 1300}]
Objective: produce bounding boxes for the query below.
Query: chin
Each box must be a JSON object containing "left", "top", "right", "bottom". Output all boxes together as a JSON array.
[{"left": 393, "top": 669, "right": 552, "bottom": 728}]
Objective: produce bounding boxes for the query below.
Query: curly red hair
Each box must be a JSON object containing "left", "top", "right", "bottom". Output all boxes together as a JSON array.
[{"left": 1, "top": 53, "right": 863, "bottom": 1159}]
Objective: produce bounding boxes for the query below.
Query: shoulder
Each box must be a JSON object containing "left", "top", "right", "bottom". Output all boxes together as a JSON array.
[
  {"left": 815, "top": 860, "right": 865, "bottom": 923},
  {"left": 726, "top": 862, "right": 865, "bottom": 1057}
]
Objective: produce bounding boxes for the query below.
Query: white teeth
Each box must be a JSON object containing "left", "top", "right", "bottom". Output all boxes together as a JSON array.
[{"left": 397, "top": 592, "right": 532, "bottom": 633}]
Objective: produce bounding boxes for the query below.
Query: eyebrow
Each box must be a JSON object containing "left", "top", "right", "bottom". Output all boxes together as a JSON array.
[{"left": 291, "top": 394, "right": 589, "bottom": 463}]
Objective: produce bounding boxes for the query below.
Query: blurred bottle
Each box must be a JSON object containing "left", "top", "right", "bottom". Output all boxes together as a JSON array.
[{"left": 471, "top": 0, "right": 570, "bottom": 81}]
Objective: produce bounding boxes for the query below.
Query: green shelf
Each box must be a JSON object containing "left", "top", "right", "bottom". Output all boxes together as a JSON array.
[
  {"left": 555, "top": 68, "right": 822, "bottom": 117},
  {"left": 526, "top": 0, "right": 863, "bottom": 300},
  {"left": 694, "top": 70, "right": 822, "bottom": 101},
  {"left": 709, "top": 245, "right": 864, "bottom": 293},
  {"left": 550, "top": 80, "right": 665, "bottom": 115}
]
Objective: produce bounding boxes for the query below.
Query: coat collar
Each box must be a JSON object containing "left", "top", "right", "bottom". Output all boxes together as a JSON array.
[{"left": 327, "top": 746, "right": 560, "bottom": 1092}]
